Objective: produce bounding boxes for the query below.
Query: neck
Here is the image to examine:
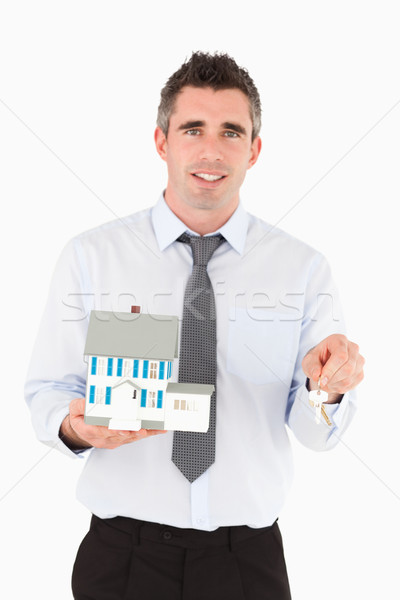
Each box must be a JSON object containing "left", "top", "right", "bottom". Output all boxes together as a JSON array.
[{"left": 164, "top": 192, "right": 238, "bottom": 236}]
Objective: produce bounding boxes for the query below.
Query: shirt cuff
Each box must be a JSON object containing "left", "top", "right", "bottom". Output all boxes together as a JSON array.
[
  {"left": 289, "top": 382, "right": 357, "bottom": 450},
  {"left": 30, "top": 389, "right": 88, "bottom": 459},
  {"left": 304, "top": 377, "right": 356, "bottom": 429}
]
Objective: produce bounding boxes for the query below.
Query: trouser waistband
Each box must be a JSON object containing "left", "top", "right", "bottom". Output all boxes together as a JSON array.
[{"left": 92, "top": 514, "right": 278, "bottom": 550}]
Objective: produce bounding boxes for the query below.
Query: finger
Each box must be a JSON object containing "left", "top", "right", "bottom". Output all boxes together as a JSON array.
[
  {"left": 69, "top": 397, "right": 86, "bottom": 417},
  {"left": 321, "top": 341, "right": 360, "bottom": 384},
  {"left": 301, "top": 351, "right": 321, "bottom": 382},
  {"left": 302, "top": 354, "right": 326, "bottom": 384},
  {"left": 71, "top": 415, "right": 132, "bottom": 446},
  {"left": 324, "top": 356, "right": 357, "bottom": 388},
  {"left": 87, "top": 430, "right": 141, "bottom": 449},
  {"left": 325, "top": 353, "right": 365, "bottom": 393},
  {"left": 114, "top": 431, "right": 144, "bottom": 444},
  {"left": 72, "top": 417, "right": 110, "bottom": 441},
  {"left": 302, "top": 335, "right": 348, "bottom": 382},
  {"left": 126, "top": 428, "right": 167, "bottom": 441},
  {"left": 320, "top": 341, "right": 351, "bottom": 384},
  {"left": 68, "top": 398, "right": 106, "bottom": 443},
  {"left": 110, "top": 428, "right": 165, "bottom": 442},
  {"left": 108, "top": 427, "right": 145, "bottom": 437}
]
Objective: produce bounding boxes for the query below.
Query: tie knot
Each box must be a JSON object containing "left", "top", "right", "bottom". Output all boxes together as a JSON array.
[{"left": 178, "top": 233, "right": 225, "bottom": 266}]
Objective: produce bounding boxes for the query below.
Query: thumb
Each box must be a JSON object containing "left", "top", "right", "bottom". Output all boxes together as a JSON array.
[{"left": 303, "top": 351, "right": 329, "bottom": 386}]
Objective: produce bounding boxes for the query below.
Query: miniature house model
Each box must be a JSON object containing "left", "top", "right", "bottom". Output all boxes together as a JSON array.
[{"left": 83, "top": 307, "right": 214, "bottom": 432}]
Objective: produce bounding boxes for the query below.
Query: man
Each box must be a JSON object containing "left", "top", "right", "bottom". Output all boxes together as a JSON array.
[{"left": 25, "top": 52, "right": 364, "bottom": 599}]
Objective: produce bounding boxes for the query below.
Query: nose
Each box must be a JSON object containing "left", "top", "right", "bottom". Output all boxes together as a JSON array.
[{"left": 198, "top": 134, "right": 223, "bottom": 162}]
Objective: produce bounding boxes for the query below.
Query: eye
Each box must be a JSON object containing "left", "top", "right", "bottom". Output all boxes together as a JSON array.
[
  {"left": 186, "top": 129, "right": 201, "bottom": 136},
  {"left": 224, "top": 131, "right": 239, "bottom": 138}
]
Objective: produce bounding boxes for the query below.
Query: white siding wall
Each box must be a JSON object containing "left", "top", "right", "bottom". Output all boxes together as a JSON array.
[
  {"left": 164, "top": 392, "right": 211, "bottom": 432},
  {"left": 84, "top": 355, "right": 172, "bottom": 421}
]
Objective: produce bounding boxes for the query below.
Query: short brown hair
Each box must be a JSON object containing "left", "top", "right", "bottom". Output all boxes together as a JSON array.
[{"left": 157, "top": 51, "right": 262, "bottom": 141}]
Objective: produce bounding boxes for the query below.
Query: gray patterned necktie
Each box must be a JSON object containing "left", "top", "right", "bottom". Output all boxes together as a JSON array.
[{"left": 172, "top": 233, "right": 225, "bottom": 483}]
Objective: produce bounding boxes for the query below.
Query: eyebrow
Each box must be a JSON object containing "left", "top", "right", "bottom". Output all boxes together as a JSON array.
[
  {"left": 177, "top": 120, "right": 205, "bottom": 131},
  {"left": 222, "top": 122, "right": 247, "bottom": 136},
  {"left": 177, "top": 120, "right": 248, "bottom": 136}
]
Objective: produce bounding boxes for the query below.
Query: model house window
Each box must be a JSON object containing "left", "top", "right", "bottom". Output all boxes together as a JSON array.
[
  {"left": 91, "top": 357, "right": 97, "bottom": 375},
  {"left": 143, "top": 360, "right": 149, "bottom": 378},
  {"left": 167, "top": 361, "right": 172, "bottom": 378},
  {"left": 97, "top": 358, "right": 106, "bottom": 376},
  {"left": 132, "top": 389, "right": 137, "bottom": 399},
  {"left": 107, "top": 358, "right": 113, "bottom": 376},
  {"left": 159, "top": 361, "right": 165, "bottom": 380},
  {"left": 89, "top": 385, "right": 96, "bottom": 404},
  {"left": 157, "top": 390, "right": 163, "bottom": 408},
  {"left": 149, "top": 362, "right": 158, "bottom": 379},
  {"left": 123, "top": 359, "right": 132, "bottom": 377},
  {"left": 187, "top": 399, "right": 198, "bottom": 411},
  {"left": 141, "top": 389, "right": 147, "bottom": 407},
  {"left": 147, "top": 391, "right": 156, "bottom": 408},
  {"left": 173, "top": 398, "right": 198, "bottom": 411},
  {"left": 133, "top": 360, "right": 139, "bottom": 378},
  {"left": 117, "top": 358, "right": 123, "bottom": 377},
  {"left": 95, "top": 387, "right": 105, "bottom": 404},
  {"left": 105, "top": 387, "right": 111, "bottom": 405}
]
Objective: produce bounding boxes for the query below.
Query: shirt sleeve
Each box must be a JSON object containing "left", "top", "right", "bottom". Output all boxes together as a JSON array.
[
  {"left": 24, "top": 237, "right": 92, "bottom": 458},
  {"left": 286, "top": 253, "right": 357, "bottom": 450}
]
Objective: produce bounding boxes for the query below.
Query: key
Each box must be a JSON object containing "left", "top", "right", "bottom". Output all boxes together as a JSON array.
[
  {"left": 316, "top": 377, "right": 332, "bottom": 425},
  {"left": 321, "top": 404, "right": 332, "bottom": 426},
  {"left": 308, "top": 376, "right": 329, "bottom": 424}
]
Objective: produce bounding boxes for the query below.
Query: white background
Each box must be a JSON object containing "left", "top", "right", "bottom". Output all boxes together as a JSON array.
[{"left": 1, "top": 1, "right": 399, "bottom": 598}]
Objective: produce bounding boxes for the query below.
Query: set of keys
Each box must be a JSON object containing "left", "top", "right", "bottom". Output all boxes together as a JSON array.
[{"left": 308, "top": 377, "right": 332, "bottom": 426}]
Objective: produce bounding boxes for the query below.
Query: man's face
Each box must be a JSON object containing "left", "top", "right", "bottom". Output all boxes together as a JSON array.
[{"left": 155, "top": 86, "right": 261, "bottom": 218}]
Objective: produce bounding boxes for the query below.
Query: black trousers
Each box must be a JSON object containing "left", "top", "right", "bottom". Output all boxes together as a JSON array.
[{"left": 72, "top": 515, "right": 292, "bottom": 600}]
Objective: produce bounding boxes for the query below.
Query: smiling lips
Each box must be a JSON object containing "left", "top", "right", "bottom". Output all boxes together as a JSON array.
[{"left": 191, "top": 171, "right": 227, "bottom": 184}]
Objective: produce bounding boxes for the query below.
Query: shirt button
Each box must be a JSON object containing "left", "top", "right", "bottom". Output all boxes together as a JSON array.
[
  {"left": 163, "top": 530, "right": 172, "bottom": 540},
  {"left": 196, "top": 518, "right": 204, "bottom": 525}
]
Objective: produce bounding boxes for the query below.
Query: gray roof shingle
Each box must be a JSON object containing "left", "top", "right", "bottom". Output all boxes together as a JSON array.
[{"left": 84, "top": 311, "right": 179, "bottom": 360}]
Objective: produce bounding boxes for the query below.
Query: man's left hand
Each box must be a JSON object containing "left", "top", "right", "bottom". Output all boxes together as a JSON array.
[{"left": 302, "top": 334, "right": 365, "bottom": 404}]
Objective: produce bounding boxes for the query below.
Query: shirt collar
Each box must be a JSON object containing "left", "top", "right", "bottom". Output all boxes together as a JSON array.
[{"left": 151, "top": 193, "right": 249, "bottom": 255}]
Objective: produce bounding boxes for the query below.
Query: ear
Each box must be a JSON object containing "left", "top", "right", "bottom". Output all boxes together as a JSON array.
[
  {"left": 154, "top": 126, "right": 167, "bottom": 161},
  {"left": 247, "top": 136, "right": 262, "bottom": 170}
]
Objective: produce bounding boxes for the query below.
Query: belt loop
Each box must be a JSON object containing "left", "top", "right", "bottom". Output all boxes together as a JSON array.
[
  {"left": 131, "top": 519, "right": 143, "bottom": 547},
  {"left": 228, "top": 527, "right": 233, "bottom": 553}
]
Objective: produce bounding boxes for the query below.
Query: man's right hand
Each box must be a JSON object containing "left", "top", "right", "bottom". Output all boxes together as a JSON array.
[{"left": 59, "top": 397, "right": 167, "bottom": 450}]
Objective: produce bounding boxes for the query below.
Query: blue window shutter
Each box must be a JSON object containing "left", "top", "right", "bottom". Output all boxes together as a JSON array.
[
  {"left": 159, "top": 361, "right": 165, "bottom": 380},
  {"left": 105, "top": 387, "right": 111, "bottom": 405},
  {"left": 141, "top": 389, "right": 147, "bottom": 407},
  {"left": 91, "top": 357, "right": 97, "bottom": 375},
  {"left": 117, "top": 358, "right": 123, "bottom": 377},
  {"left": 89, "top": 385, "right": 95, "bottom": 403},
  {"left": 167, "top": 361, "right": 172, "bottom": 378},
  {"left": 157, "top": 390, "right": 163, "bottom": 408},
  {"left": 142, "top": 360, "right": 149, "bottom": 379},
  {"left": 133, "top": 360, "right": 139, "bottom": 378},
  {"left": 107, "top": 358, "right": 113, "bottom": 376}
]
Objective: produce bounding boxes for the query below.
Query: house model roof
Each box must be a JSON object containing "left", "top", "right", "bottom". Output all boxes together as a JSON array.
[{"left": 84, "top": 310, "right": 179, "bottom": 360}]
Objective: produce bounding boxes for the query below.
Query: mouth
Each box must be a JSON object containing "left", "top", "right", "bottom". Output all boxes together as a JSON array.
[{"left": 191, "top": 171, "right": 227, "bottom": 187}]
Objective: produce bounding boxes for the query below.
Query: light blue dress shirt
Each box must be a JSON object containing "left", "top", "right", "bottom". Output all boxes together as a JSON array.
[{"left": 25, "top": 194, "right": 356, "bottom": 531}]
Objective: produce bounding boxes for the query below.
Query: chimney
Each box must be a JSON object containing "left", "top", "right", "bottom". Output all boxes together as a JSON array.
[{"left": 131, "top": 305, "right": 141, "bottom": 314}]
